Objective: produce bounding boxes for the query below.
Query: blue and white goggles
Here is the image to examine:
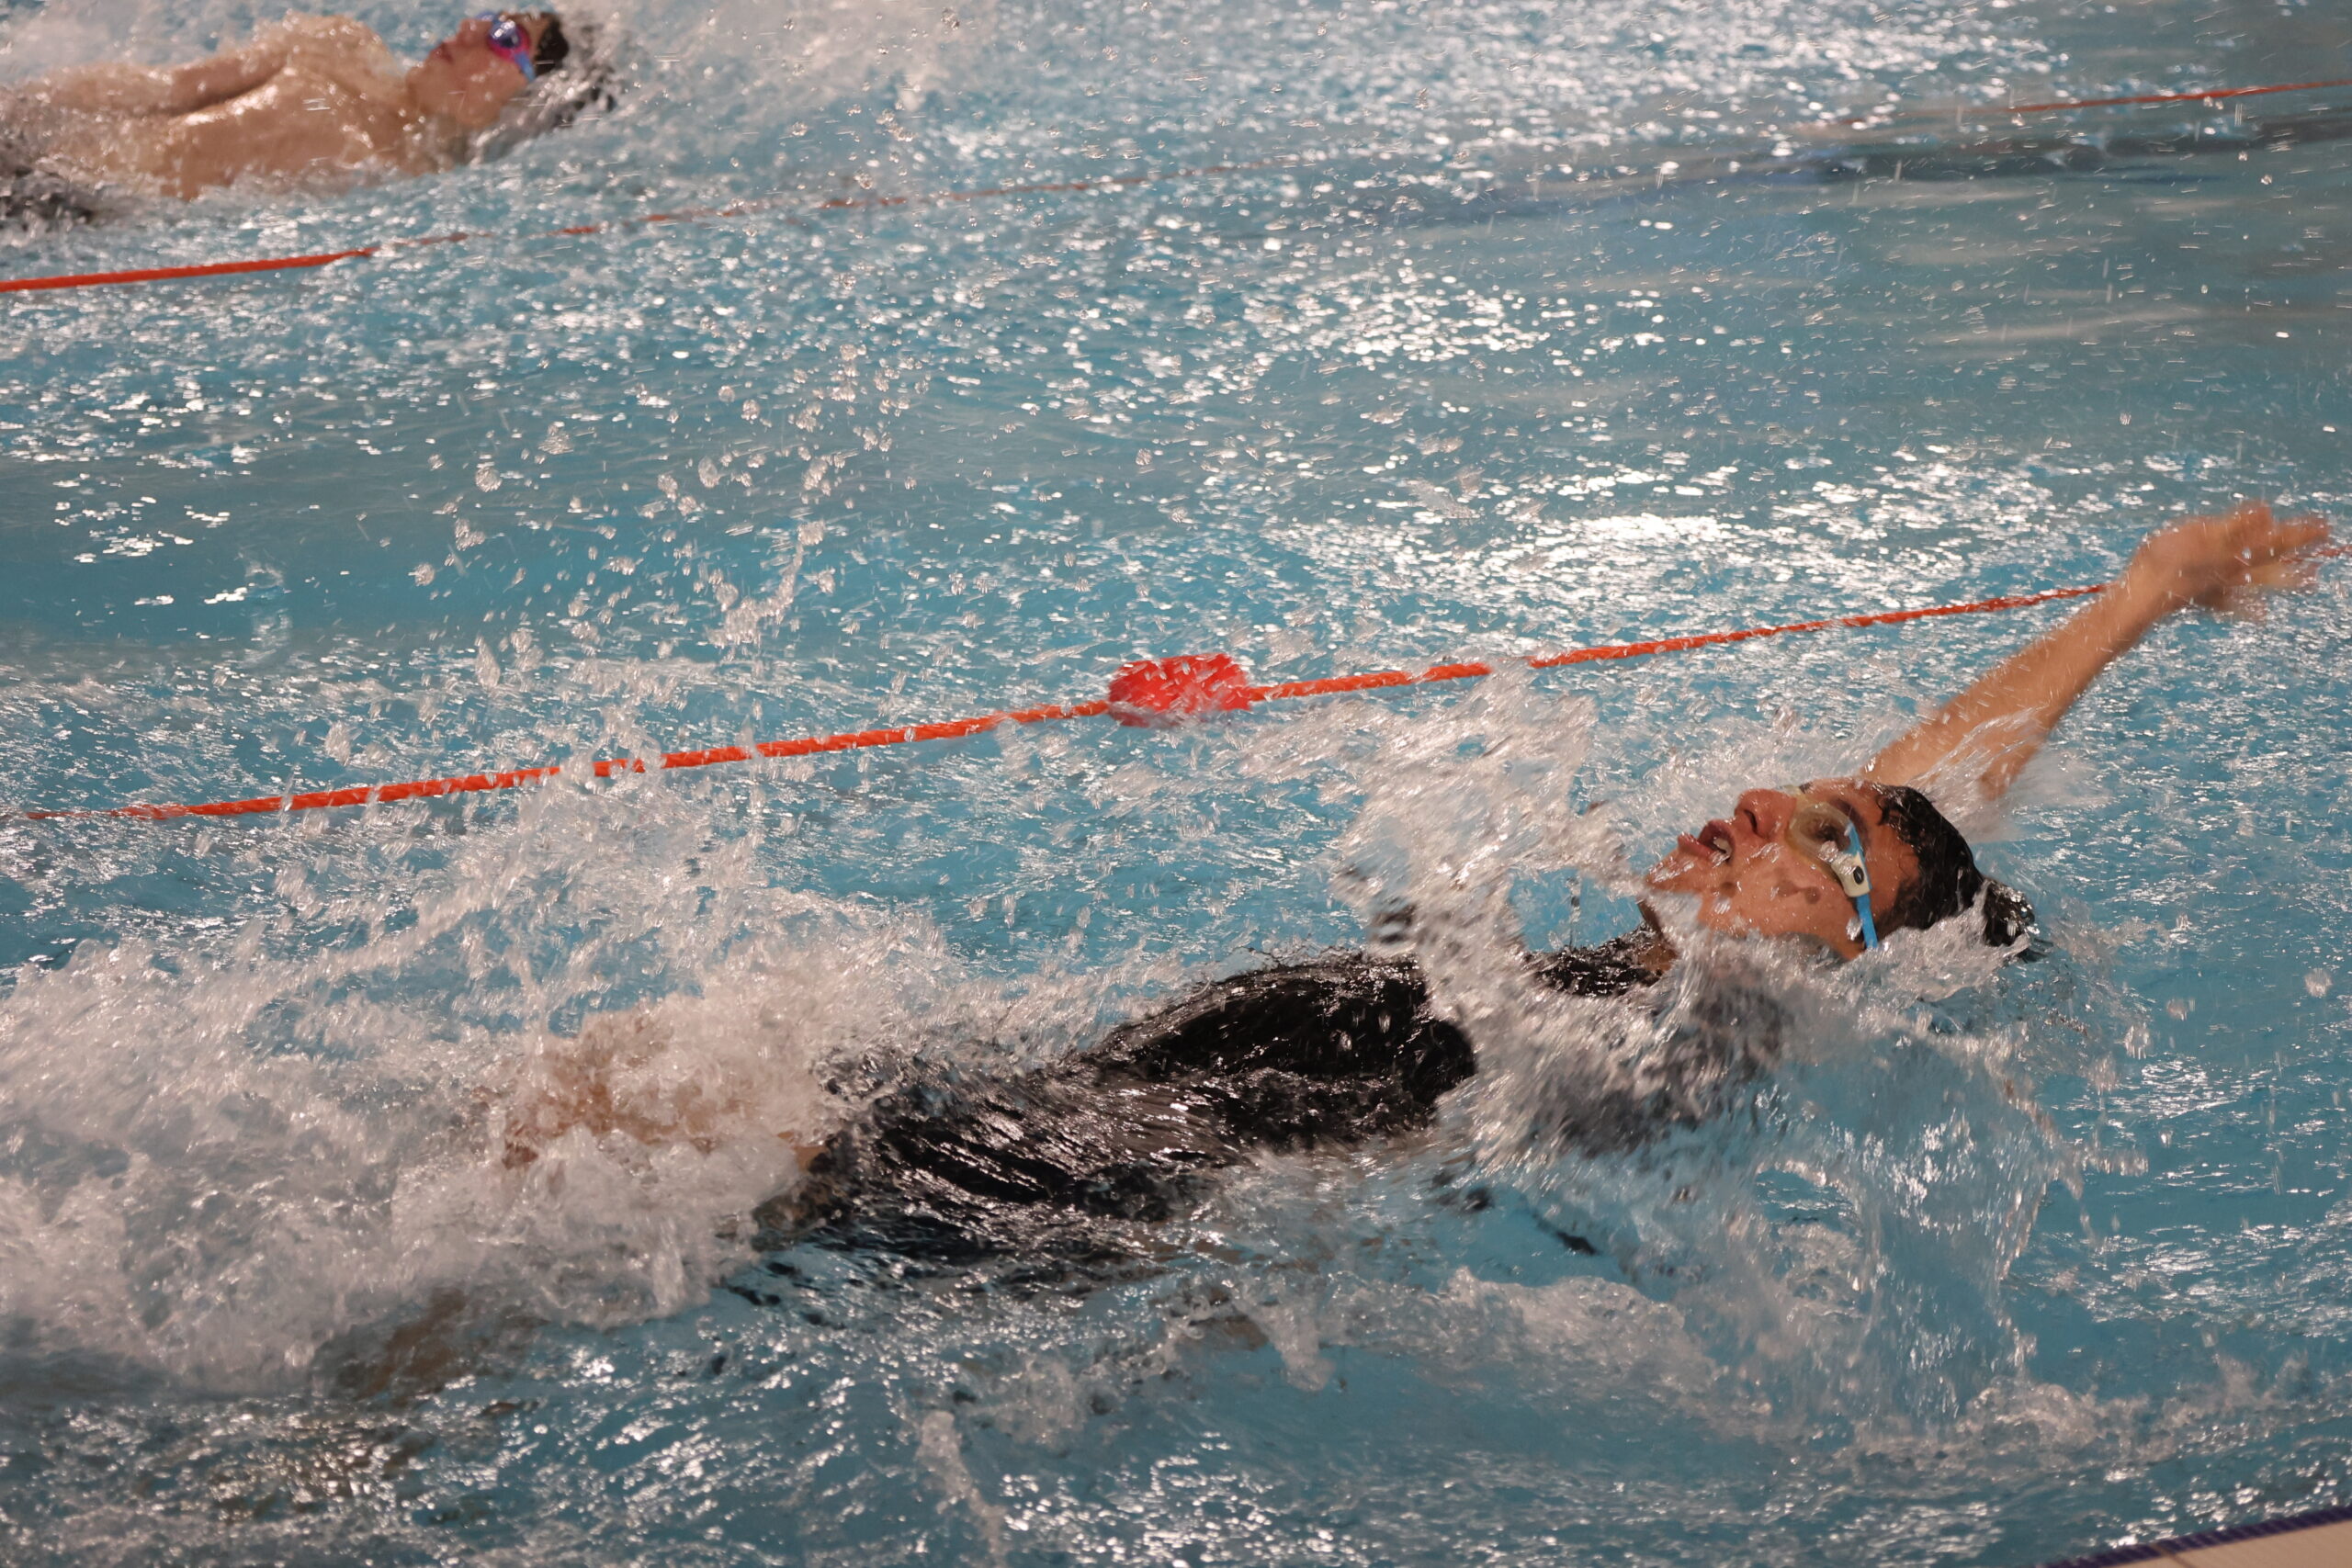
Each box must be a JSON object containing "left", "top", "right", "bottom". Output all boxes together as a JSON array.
[{"left": 1785, "top": 795, "right": 1880, "bottom": 951}]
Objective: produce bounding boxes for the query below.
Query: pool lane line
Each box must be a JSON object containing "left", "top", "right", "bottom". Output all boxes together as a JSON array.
[
  {"left": 1980, "top": 76, "right": 2352, "bottom": 117},
  {"left": 22, "top": 578, "right": 2117, "bottom": 822},
  {"left": 9, "top": 66, "right": 2352, "bottom": 299},
  {"left": 0, "top": 152, "right": 1321, "bottom": 298},
  {"left": 1824, "top": 74, "right": 2352, "bottom": 127}
]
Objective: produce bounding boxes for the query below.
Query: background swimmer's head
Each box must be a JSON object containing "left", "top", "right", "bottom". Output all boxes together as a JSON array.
[
  {"left": 466, "top": 12, "right": 626, "bottom": 161},
  {"left": 409, "top": 13, "right": 548, "bottom": 130},
  {"left": 1647, "top": 778, "right": 2030, "bottom": 959},
  {"left": 408, "top": 11, "right": 622, "bottom": 145}
]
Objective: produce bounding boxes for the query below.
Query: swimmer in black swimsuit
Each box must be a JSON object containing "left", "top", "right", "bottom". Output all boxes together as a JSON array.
[{"left": 502, "top": 502, "right": 2328, "bottom": 1261}]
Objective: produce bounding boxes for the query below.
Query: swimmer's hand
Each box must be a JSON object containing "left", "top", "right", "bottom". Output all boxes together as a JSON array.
[{"left": 2118, "top": 500, "right": 2330, "bottom": 621}]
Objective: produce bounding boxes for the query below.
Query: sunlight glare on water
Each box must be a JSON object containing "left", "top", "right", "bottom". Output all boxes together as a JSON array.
[{"left": 2, "top": 0, "right": 2350, "bottom": 1561}]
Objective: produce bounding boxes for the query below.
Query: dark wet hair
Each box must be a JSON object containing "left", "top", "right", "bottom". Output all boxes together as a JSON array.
[
  {"left": 527, "top": 12, "right": 572, "bottom": 74},
  {"left": 1871, "top": 784, "right": 2033, "bottom": 947}
]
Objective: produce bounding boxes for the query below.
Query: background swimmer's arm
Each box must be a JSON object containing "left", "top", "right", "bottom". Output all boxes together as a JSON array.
[
  {"left": 16, "top": 28, "right": 307, "bottom": 117},
  {"left": 1868, "top": 502, "right": 2328, "bottom": 803},
  {"left": 14, "top": 64, "right": 191, "bottom": 117}
]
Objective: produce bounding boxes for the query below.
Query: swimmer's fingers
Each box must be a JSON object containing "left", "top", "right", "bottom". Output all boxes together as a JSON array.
[
  {"left": 2240, "top": 510, "right": 2330, "bottom": 564},
  {"left": 2136, "top": 503, "right": 2332, "bottom": 613},
  {"left": 2197, "top": 559, "right": 2326, "bottom": 622},
  {"left": 2250, "top": 551, "right": 2324, "bottom": 592},
  {"left": 2191, "top": 513, "right": 2331, "bottom": 613}
]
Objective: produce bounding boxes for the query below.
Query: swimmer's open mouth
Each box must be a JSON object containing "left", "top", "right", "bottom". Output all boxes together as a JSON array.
[{"left": 1679, "top": 820, "right": 1735, "bottom": 866}]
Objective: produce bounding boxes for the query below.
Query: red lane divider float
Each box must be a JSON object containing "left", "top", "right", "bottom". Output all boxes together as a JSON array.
[
  {"left": 9, "top": 69, "right": 2352, "bottom": 299},
  {"left": 25, "top": 579, "right": 2111, "bottom": 822}
]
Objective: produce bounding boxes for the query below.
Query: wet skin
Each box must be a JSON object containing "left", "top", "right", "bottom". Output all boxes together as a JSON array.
[
  {"left": 409, "top": 13, "right": 553, "bottom": 132},
  {"left": 12, "top": 10, "right": 557, "bottom": 197},
  {"left": 1646, "top": 778, "right": 1923, "bottom": 961}
]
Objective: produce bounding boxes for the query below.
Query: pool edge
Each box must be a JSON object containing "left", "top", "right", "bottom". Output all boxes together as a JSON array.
[{"left": 2040, "top": 1503, "right": 2352, "bottom": 1567}]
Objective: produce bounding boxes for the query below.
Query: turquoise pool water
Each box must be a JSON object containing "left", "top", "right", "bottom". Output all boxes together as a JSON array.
[{"left": 4, "top": 0, "right": 2351, "bottom": 1562}]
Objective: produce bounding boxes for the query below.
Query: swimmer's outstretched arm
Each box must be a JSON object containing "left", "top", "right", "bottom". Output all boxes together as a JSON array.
[
  {"left": 8, "top": 17, "right": 365, "bottom": 118},
  {"left": 1867, "top": 502, "right": 2328, "bottom": 803},
  {"left": 16, "top": 47, "right": 286, "bottom": 117}
]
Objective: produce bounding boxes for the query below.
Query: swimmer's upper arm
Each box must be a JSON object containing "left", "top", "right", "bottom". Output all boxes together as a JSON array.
[
  {"left": 1864, "top": 579, "right": 2161, "bottom": 803},
  {"left": 15, "top": 63, "right": 184, "bottom": 117},
  {"left": 25, "top": 40, "right": 288, "bottom": 118},
  {"left": 13, "top": 17, "right": 387, "bottom": 119},
  {"left": 156, "top": 29, "right": 306, "bottom": 114},
  {"left": 269, "top": 17, "right": 398, "bottom": 72},
  {"left": 75, "top": 18, "right": 375, "bottom": 118}
]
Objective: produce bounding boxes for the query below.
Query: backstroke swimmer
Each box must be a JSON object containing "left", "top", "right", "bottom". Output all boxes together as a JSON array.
[
  {"left": 0, "top": 9, "right": 614, "bottom": 214},
  {"left": 497, "top": 502, "right": 2327, "bottom": 1262}
]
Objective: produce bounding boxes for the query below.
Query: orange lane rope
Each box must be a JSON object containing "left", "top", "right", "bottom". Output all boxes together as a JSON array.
[
  {"left": 8, "top": 67, "right": 2352, "bottom": 299},
  {"left": 1826, "top": 74, "right": 2352, "bottom": 128},
  {"left": 25, "top": 578, "right": 2112, "bottom": 822},
  {"left": 1826, "top": 74, "right": 2352, "bottom": 127},
  {"left": 1992, "top": 76, "right": 2352, "bottom": 116}
]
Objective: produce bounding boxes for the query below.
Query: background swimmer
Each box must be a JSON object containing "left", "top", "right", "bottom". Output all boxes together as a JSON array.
[
  {"left": 500, "top": 502, "right": 2328, "bottom": 1259},
  {"left": 0, "top": 8, "right": 613, "bottom": 202}
]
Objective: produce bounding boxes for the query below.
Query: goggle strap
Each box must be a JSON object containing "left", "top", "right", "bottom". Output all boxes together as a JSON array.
[{"left": 1825, "top": 808, "right": 1879, "bottom": 952}]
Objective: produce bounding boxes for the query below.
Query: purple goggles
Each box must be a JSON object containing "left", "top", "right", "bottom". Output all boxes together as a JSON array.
[{"left": 474, "top": 12, "right": 536, "bottom": 79}]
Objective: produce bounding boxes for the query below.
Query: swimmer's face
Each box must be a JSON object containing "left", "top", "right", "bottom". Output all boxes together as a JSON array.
[
  {"left": 1645, "top": 777, "right": 1922, "bottom": 959},
  {"left": 410, "top": 13, "right": 548, "bottom": 130}
]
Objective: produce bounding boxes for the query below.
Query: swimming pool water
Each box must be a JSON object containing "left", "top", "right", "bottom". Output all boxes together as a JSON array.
[{"left": 3, "top": 0, "right": 2351, "bottom": 1562}]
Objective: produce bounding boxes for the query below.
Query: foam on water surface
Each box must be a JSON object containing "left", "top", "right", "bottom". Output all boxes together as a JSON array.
[{"left": 3, "top": 0, "right": 2352, "bottom": 1561}]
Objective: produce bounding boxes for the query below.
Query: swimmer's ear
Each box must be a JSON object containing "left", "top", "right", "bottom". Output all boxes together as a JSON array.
[{"left": 1981, "top": 879, "right": 2035, "bottom": 950}]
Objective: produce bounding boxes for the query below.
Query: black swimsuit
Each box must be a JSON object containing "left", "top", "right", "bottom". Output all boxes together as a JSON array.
[{"left": 755, "top": 933, "right": 1791, "bottom": 1262}]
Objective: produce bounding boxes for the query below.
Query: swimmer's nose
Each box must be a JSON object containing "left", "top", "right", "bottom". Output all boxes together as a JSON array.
[{"left": 1733, "top": 786, "right": 1799, "bottom": 843}]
